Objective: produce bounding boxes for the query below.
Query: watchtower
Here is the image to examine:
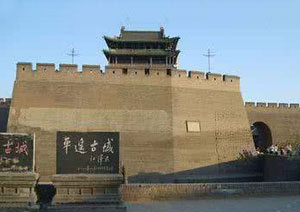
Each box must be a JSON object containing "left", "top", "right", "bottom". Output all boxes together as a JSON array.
[{"left": 103, "top": 27, "right": 180, "bottom": 68}]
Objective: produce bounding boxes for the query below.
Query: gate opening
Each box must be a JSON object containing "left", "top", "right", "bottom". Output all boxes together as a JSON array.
[{"left": 251, "top": 122, "right": 272, "bottom": 152}]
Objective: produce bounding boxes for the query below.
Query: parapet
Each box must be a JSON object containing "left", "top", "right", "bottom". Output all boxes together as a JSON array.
[
  {"left": 36, "top": 63, "right": 55, "bottom": 72},
  {"left": 0, "top": 98, "right": 12, "bottom": 106},
  {"left": 256, "top": 102, "right": 266, "bottom": 108},
  {"left": 290, "top": 104, "right": 300, "bottom": 108},
  {"left": 206, "top": 73, "right": 222, "bottom": 81},
  {"left": 15, "top": 62, "right": 241, "bottom": 91},
  {"left": 223, "top": 75, "right": 240, "bottom": 83},
  {"left": 188, "top": 71, "right": 205, "bottom": 79},
  {"left": 17, "top": 63, "right": 101, "bottom": 73},
  {"left": 245, "top": 102, "right": 300, "bottom": 109},
  {"left": 59, "top": 64, "right": 78, "bottom": 73},
  {"left": 173, "top": 69, "right": 187, "bottom": 78},
  {"left": 17, "top": 62, "right": 33, "bottom": 72},
  {"left": 245, "top": 102, "right": 255, "bottom": 107},
  {"left": 82, "top": 65, "right": 101, "bottom": 72},
  {"left": 279, "top": 103, "right": 288, "bottom": 108}
]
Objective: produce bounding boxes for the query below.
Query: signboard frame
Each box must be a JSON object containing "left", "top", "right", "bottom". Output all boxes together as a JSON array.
[
  {"left": 0, "top": 133, "right": 35, "bottom": 172},
  {"left": 56, "top": 131, "right": 120, "bottom": 174}
]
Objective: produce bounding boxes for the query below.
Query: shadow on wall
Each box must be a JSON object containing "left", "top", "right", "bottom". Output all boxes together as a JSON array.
[
  {"left": 0, "top": 106, "right": 10, "bottom": 132},
  {"left": 128, "top": 157, "right": 264, "bottom": 183}
]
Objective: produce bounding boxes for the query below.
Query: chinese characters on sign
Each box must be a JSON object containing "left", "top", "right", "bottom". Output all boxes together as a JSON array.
[
  {"left": 0, "top": 133, "right": 34, "bottom": 172},
  {"left": 56, "top": 132, "right": 119, "bottom": 174}
]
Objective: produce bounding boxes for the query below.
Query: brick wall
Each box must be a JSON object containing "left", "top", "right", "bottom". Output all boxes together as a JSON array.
[
  {"left": 0, "top": 99, "right": 11, "bottom": 132},
  {"left": 245, "top": 102, "right": 300, "bottom": 145},
  {"left": 8, "top": 63, "right": 253, "bottom": 182}
]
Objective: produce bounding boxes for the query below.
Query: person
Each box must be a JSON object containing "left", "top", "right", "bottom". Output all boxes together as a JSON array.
[
  {"left": 267, "top": 145, "right": 275, "bottom": 154},
  {"left": 256, "top": 146, "right": 263, "bottom": 155},
  {"left": 286, "top": 143, "right": 292, "bottom": 156},
  {"left": 274, "top": 144, "right": 279, "bottom": 155},
  {"left": 280, "top": 147, "right": 286, "bottom": 156}
]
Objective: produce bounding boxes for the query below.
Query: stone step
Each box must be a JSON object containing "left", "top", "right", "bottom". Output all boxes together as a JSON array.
[
  {"left": 46, "top": 204, "right": 127, "bottom": 212},
  {"left": 174, "top": 173, "right": 263, "bottom": 183}
]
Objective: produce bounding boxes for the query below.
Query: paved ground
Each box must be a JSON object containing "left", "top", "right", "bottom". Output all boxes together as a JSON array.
[{"left": 127, "top": 195, "right": 300, "bottom": 212}]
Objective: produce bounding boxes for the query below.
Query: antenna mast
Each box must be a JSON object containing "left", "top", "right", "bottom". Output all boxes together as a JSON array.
[
  {"left": 203, "top": 49, "right": 215, "bottom": 72},
  {"left": 67, "top": 48, "right": 79, "bottom": 64}
]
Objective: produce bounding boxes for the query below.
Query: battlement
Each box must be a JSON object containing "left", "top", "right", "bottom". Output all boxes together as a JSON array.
[
  {"left": 15, "top": 63, "right": 240, "bottom": 91},
  {"left": 0, "top": 98, "right": 12, "bottom": 106},
  {"left": 245, "top": 102, "right": 300, "bottom": 109}
]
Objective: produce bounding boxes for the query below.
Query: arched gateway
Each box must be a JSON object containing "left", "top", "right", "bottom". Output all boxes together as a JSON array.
[{"left": 251, "top": 122, "right": 272, "bottom": 151}]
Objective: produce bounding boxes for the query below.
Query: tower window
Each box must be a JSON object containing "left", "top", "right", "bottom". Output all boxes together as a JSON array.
[
  {"left": 166, "top": 69, "right": 171, "bottom": 76},
  {"left": 122, "top": 68, "right": 128, "bottom": 74},
  {"left": 145, "top": 69, "right": 150, "bottom": 75}
]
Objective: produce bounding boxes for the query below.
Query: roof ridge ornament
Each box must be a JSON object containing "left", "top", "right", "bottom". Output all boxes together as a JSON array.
[
  {"left": 120, "top": 25, "right": 125, "bottom": 37},
  {"left": 160, "top": 26, "right": 165, "bottom": 38}
]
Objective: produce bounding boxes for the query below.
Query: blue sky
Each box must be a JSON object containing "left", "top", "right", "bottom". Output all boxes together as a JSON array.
[{"left": 1, "top": 0, "right": 300, "bottom": 103}]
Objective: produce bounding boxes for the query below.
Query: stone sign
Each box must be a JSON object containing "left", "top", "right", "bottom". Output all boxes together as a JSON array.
[
  {"left": 56, "top": 131, "right": 119, "bottom": 174},
  {"left": 0, "top": 133, "right": 34, "bottom": 172}
]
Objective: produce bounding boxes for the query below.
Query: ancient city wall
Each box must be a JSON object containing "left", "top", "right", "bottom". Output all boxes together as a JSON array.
[
  {"left": 0, "top": 98, "right": 11, "bottom": 132},
  {"left": 8, "top": 63, "right": 253, "bottom": 182},
  {"left": 245, "top": 102, "right": 300, "bottom": 145}
]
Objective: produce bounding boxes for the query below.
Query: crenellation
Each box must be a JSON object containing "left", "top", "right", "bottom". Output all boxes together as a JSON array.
[
  {"left": 0, "top": 98, "right": 12, "bottom": 106},
  {"left": 173, "top": 69, "right": 187, "bottom": 78},
  {"left": 59, "top": 64, "right": 78, "bottom": 73},
  {"left": 36, "top": 63, "right": 55, "bottom": 72},
  {"left": 17, "top": 62, "right": 32, "bottom": 69},
  {"left": 206, "top": 72, "right": 222, "bottom": 81},
  {"left": 223, "top": 75, "right": 240, "bottom": 83},
  {"left": 5, "top": 98, "right": 12, "bottom": 104},
  {"left": 245, "top": 102, "right": 255, "bottom": 107},
  {"left": 244, "top": 102, "right": 300, "bottom": 109},
  {"left": 188, "top": 71, "right": 205, "bottom": 79},
  {"left": 268, "top": 103, "right": 277, "bottom": 108},
  {"left": 290, "top": 103, "right": 300, "bottom": 108},
  {"left": 16, "top": 63, "right": 33, "bottom": 78},
  {"left": 82, "top": 65, "right": 101, "bottom": 73},
  {"left": 257, "top": 102, "right": 267, "bottom": 107},
  {"left": 279, "top": 103, "right": 289, "bottom": 108},
  {"left": 14, "top": 63, "right": 241, "bottom": 92}
]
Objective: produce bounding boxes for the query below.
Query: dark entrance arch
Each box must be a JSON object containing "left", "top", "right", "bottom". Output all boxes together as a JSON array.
[{"left": 251, "top": 122, "right": 272, "bottom": 152}]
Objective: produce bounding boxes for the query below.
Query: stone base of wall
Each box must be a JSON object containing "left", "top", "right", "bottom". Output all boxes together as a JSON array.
[
  {"left": 121, "top": 182, "right": 300, "bottom": 202},
  {"left": 264, "top": 155, "right": 300, "bottom": 181},
  {"left": 0, "top": 172, "right": 39, "bottom": 207},
  {"left": 46, "top": 204, "right": 127, "bottom": 212},
  {"left": 52, "top": 174, "right": 124, "bottom": 204}
]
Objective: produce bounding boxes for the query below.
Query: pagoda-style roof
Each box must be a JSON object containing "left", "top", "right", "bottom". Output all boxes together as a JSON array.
[
  {"left": 104, "top": 27, "right": 180, "bottom": 50},
  {"left": 103, "top": 49, "right": 180, "bottom": 59},
  {"left": 103, "top": 27, "right": 180, "bottom": 66},
  {"left": 104, "top": 35, "right": 180, "bottom": 43}
]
